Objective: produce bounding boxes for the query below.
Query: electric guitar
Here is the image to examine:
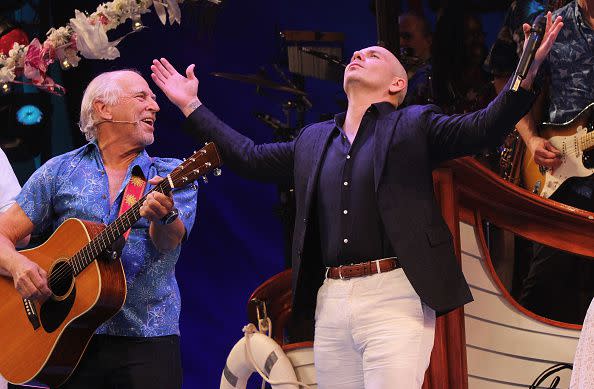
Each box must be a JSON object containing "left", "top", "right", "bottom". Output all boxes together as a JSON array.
[
  {"left": 522, "top": 103, "right": 594, "bottom": 198},
  {"left": 0, "top": 143, "right": 222, "bottom": 387}
]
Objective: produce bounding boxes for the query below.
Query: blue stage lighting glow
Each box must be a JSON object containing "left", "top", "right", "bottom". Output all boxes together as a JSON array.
[{"left": 16, "top": 104, "right": 43, "bottom": 126}]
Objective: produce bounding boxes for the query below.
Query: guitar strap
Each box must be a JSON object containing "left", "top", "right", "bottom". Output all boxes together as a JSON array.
[{"left": 118, "top": 166, "right": 147, "bottom": 240}]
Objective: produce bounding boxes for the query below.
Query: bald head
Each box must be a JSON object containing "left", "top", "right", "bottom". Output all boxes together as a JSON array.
[{"left": 344, "top": 46, "right": 408, "bottom": 105}]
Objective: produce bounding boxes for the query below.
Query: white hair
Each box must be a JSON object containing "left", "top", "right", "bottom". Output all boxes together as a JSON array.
[{"left": 78, "top": 69, "right": 140, "bottom": 141}]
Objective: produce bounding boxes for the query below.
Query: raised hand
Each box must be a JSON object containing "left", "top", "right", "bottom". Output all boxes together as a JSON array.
[
  {"left": 151, "top": 58, "right": 200, "bottom": 115},
  {"left": 522, "top": 12, "right": 563, "bottom": 79}
]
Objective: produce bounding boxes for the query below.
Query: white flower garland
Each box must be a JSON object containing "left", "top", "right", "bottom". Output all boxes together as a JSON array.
[{"left": 0, "top": 0, "right": 192, "bottom": 92}]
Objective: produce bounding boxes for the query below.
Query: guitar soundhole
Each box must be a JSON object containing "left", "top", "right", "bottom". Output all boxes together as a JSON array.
[{"left": 49, "top": 260, "right": 74, "bottom": 299}]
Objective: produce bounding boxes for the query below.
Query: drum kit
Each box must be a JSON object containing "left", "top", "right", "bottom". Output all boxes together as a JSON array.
[{"left": 210, "top": 45, "right": 346, "bottom": 142}]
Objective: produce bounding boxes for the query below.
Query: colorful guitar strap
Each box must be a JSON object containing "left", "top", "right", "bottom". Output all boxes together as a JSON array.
[{"left": 118, "top": 166, "right": 147, "bottom": 240}]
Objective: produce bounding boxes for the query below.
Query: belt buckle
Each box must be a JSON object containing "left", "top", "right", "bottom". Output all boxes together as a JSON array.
[
  {"left": 374, "top": 259, "right": 382, "bottom": 274},
  {"left": 338, "top": 265, "right": 344, "bottom": 280}
]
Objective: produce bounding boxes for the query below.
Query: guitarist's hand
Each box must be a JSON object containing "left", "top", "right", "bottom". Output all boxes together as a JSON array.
[
  {"left": 10, "top": 254, "right": 51, "bottom": 301},
  {"left": 151, "top": 58, "right": 202, "bottom": 117},
  {"left": 140, "top": 185, "right": 175, "bottom": 224},
  {"left": 528, "top": 136, "right": 562, "bottom": 171}
]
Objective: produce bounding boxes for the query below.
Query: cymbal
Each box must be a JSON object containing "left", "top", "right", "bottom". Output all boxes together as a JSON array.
[{"left": 211, "top": 72, "right": 307, "bottom": 96}]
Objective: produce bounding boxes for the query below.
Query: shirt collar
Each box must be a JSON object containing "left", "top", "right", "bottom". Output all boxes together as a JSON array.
[
  {"left": 85, "top": 141, "right": 153, "bottom": 179},
  {"left": 333, "top": 101, "right": 397, "bottom": 127}
]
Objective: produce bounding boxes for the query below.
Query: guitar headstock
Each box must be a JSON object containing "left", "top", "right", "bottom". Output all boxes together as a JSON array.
[{"left": 168, "top": 142, "right": 223, "bottom": 189}]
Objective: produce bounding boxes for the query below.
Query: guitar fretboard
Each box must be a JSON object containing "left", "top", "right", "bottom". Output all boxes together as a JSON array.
[{"left": 68, "top": 179, "right": 171, "bottom": 276}]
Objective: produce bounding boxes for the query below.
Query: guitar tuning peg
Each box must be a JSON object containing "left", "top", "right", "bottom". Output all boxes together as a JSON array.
[
  {"left": 202, "top": 176, "right": 209, "bottom": 184},
  {"left": 214, "top": 168, "right": 222, "bottom": 177}
]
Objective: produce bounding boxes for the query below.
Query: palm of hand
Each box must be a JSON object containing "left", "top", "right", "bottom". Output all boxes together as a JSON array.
[{"left": 163, "top": 73, "right": 198, "bottom": 107}]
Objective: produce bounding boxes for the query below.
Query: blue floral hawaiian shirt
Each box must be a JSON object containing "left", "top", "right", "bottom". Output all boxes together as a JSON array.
[
  {"left": 485, "top": 0, "right": 593, "bottom": 123},
  {"left": 546, "top": 1, "right": 594, "bottom": 123},
  {"left": 16, "top": 142, "right": 198, "bottom": 337}
]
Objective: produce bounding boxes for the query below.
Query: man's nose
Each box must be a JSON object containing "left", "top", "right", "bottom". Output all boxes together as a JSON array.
[
  {"left": 352, "top": 51, "right": 363, "bottom": 61},
  {"left": 148, "top": 98, "right": 160, "bottom": 112}
]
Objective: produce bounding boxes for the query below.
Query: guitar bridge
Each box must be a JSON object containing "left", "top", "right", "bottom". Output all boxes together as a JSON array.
[{"left": 23, "top": 298, "right": 40, "bottom": 330}]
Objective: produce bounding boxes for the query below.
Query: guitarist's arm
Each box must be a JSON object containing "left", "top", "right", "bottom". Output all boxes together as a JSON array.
[
  {"left": 0, "top": 204, "right": 52, "bottom": 300},
  {"left": 515, "top": 89, "right": 562, "bottom": 170},
  {"left": 491, "top": 18, "right": 562, "bottom": 170}
]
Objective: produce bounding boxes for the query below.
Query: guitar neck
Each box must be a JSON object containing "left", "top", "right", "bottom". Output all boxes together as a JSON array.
[
  {"left": 581, "top": 131, "right": 594, "bottom": 152},
  {"left": 69, "top": 180, "right": 172, "bottom": 276}
]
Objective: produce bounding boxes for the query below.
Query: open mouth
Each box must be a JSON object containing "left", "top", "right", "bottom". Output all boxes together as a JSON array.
[{"left": 140, "top": 118, "right": 155, "bottom": 127}]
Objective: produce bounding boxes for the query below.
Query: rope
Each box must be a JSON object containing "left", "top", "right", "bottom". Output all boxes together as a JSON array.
[{"left": 242, "top": 321, "right": 311, "bottom": 389}]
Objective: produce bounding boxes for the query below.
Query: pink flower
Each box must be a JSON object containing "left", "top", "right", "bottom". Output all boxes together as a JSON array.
[
  {"left": 96, "top": 13, "right": 110, "bottom": 26},
  {"left": 24, "top": 38, "right": 55, "bottom": 84}
]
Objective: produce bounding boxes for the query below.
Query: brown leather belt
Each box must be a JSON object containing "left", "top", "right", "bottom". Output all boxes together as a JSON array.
[{"left": 326, "top": 258, "right": 400, "bottom": 280}]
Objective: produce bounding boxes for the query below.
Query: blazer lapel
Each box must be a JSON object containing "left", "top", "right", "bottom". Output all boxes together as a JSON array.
[
  {"left": 373, "top": 111, "right": 401, "bottom": 191},
  {"left": 303, "top": 123, "right": 334, "bottom": 214}
]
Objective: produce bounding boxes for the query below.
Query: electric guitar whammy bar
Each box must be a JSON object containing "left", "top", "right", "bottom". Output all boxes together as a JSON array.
[
  {"left": 0, "top": 143, "right": 222, "bottom": 387},
  {"left": 522, "top": 103, "right": 594, "bottom": 199}
]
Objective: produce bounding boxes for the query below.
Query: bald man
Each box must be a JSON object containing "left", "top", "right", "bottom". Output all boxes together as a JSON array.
[{"left": 152, "top": 18, "right": 562, "bottom": 388}]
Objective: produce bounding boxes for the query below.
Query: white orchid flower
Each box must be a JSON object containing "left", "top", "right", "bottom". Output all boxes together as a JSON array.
[
  {"left": 70, "top": 10, "right": 120, "bottom": 60},
  {"left": 153, "top": 0, "right": 181, "bottom": 25}
]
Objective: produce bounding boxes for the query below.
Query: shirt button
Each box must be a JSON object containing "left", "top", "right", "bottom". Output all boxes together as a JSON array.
[
  {"left": 102, "top": 194, "right": 107, "bottom": 199},
  {"left": 343, "top": 181, "right": 349, "bottom": 186},
  {"left": 343, "top": 209, "right": 348, "bottom": 215},
  {"left": 343, "top": 238, "right": 349, "bottom": 244},
  {"left": 346, "top": 155, "right": 351, "bottom": 159}
]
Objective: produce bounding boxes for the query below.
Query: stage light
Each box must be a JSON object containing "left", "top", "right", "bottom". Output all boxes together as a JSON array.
[
  {"left": 132, "top": 15, "right": 144, "bottom": 31},
  {"left": 1, "top": 83, "right": 10, "bottom": 94},
  {"left": 60, "top": 59, "right": 72, "bottom": 70},
  {"left": 16, "top": 104, "right": 43, "bottom": 126},
  {"left": 0, "top": 93, "right": 51, "bottom": 161}
]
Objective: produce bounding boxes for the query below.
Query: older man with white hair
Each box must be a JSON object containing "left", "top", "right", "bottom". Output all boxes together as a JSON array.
[{"left": 0, "top": 69, "right": 198, "bottom": 389}]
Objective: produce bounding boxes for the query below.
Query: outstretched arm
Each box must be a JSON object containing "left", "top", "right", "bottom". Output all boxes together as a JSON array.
[
  {"left": 427, "top": 12, "right": 563, "bottom": 162},
  {"left": 151, "top": 58, "right": 295, "bottom": 183}
]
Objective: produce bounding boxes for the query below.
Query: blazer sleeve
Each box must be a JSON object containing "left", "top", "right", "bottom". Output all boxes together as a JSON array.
[
  {"left": 183, "top": 104, "right": 300, "bottom": 183},
  {"left": 424, "top": 85, "right": 536, "bottom": 163}
]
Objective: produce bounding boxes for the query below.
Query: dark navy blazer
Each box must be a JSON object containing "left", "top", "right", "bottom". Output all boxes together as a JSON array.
[{"left": 184, "top": 87, "right": 535, "bottom": 323}]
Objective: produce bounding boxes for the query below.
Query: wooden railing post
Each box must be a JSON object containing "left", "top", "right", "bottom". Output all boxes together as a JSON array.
[{"left": 422, "top": 168, "right": 469, "bottom": 389}]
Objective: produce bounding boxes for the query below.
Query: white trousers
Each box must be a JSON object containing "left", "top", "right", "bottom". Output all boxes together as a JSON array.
[{"left": 314, "top": 268, "right": 436, "bottom": 389}]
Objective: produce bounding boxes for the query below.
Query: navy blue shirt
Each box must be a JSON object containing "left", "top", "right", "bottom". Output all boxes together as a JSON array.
[{"left": 317, "top": 102, "right": 397, "bottom": 267}]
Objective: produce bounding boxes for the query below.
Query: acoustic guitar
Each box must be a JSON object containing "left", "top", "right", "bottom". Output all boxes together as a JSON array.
[
  {"left": 522, "top": 103, "right": 594, "bottom": 198},
  {"left": 0, "top": 142, "right": 222, "bottom": 387}
]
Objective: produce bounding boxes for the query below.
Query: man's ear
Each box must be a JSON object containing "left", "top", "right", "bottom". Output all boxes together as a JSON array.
[
  {"left": 389, "top": 77, "right": 406, "bottom": 94},
  {"left": 93, "top": 100, "right": 112, "bottom": 121}
]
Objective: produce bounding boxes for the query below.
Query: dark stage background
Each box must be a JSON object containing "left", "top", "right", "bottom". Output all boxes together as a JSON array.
[{"left": 2, "top": 1, "right": 507, "bottom": 387}]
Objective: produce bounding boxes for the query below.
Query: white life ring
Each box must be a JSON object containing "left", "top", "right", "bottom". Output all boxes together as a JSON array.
[{"left": 220, "top": 324, "right": 309, "bottom": 389}]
